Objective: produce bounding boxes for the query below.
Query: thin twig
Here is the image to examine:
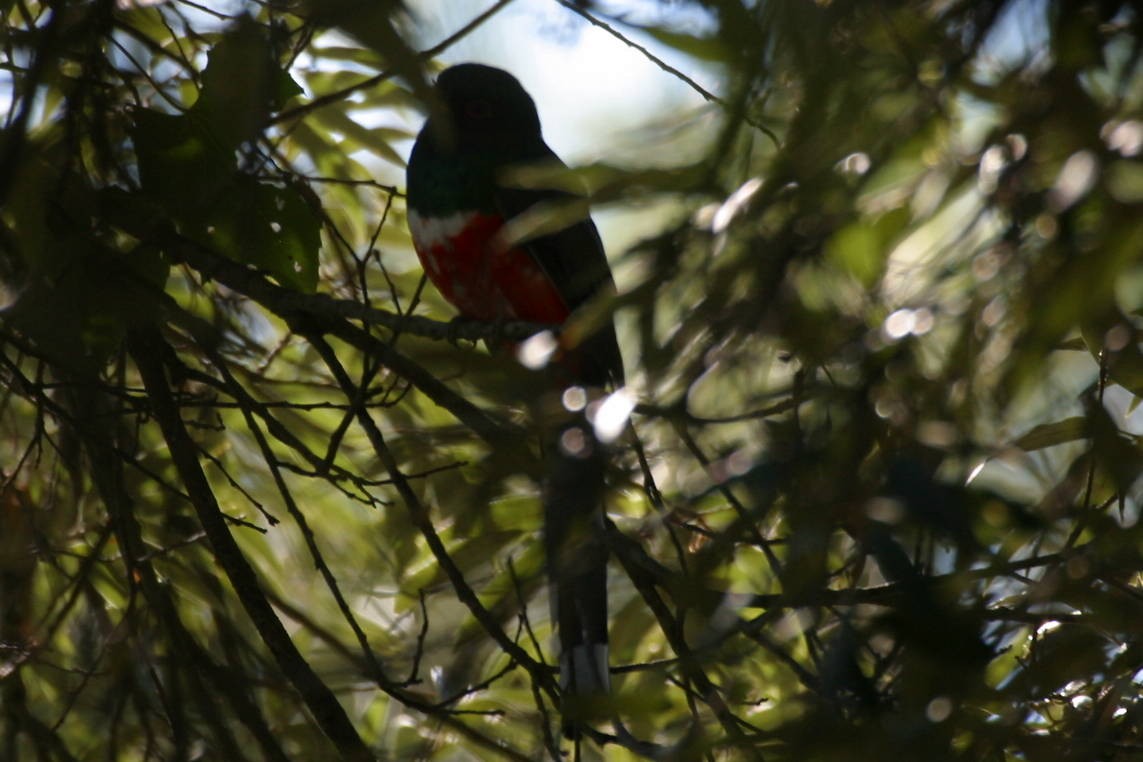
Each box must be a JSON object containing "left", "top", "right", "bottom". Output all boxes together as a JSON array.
[{"left": 554, "top": 0, "right": 780, "bottom": 147}]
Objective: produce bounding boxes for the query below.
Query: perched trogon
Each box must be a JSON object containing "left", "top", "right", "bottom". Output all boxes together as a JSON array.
[{"left": 406, "top": 63, "right": 622, "bottom": 729}]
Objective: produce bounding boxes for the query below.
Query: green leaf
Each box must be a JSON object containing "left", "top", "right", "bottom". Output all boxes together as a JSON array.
[
  {"left": 312, "top": 108, "right": 408, "bottom": 168},
  {"left": 1106, "top": 160, "right": 1143, "bottom": 204},
  {"left": 1013, "top": 417, "right": 1089, "bottom": 451},
  {"left": 192, "top": 17, "right": 279, "bottom": 149},
  {"left": 824, "top": 208, "right": 907, "bottom": 287},
  {"left": 303, "top": 69, "right": 378, "bottom": 94},
  {"left": 195, "top": 177, "right": 321, "bottom": 293},
  {"left": 277, "top": 68, "right": 304, "bottom": 105},
  {"left": 636, "top": 25, "right": 731, "bottom": 63},
  {"left": 131, "top": 108, "right": 230, "bottom": 210},
  {"left": 309, "top": 44, "right": 386, "bottom": 66},
  {"left": 1082, "top": 321, "right": 1143, "bottom": 397}
]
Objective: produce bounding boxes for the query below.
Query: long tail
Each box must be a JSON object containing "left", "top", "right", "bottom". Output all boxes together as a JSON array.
[{"left": 544, "top": 418, "right": 609, "bottom": 736}]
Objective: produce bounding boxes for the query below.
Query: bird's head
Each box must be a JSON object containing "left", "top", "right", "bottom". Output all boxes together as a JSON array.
[{"left": 424, "top": 63, "right": 543, "bottom": 154}]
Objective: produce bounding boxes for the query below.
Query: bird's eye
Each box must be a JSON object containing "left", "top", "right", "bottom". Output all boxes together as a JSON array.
[{"left": 466, "top": 99, "right": 493, "bottom": 119}]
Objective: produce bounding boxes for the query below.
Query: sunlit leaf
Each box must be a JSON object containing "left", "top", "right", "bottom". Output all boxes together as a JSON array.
[{"left": 1013, "top": 417, "right": 1089, "bottom": 451}]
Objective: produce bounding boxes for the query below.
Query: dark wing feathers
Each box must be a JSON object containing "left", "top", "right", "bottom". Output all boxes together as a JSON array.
[{"left": 492, "top": 149, "right": 624, "bottom": 387}]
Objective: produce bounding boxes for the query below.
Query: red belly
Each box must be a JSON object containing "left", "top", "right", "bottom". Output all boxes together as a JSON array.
[{"left": 411, "top": 211, "right": 570, "bottom": 325}]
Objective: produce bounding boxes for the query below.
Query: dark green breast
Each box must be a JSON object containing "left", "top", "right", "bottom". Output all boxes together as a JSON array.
[{"left": 406, "top": 136, "right": 500, "bottom": 217}]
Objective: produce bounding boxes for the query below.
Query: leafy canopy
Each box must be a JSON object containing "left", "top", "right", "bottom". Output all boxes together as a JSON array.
[{"left": 1, "top": 1, "right": 1142, "bottom": 760}]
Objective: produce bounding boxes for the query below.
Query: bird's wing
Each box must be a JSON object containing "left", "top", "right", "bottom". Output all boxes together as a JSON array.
[{"left": 493, "top": 153, "right": 624, "bottom": 386}]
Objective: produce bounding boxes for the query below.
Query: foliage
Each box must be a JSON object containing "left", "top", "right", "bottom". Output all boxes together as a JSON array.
[{"left": 2, "top": 0, "right": 1143, "bottom": 760}]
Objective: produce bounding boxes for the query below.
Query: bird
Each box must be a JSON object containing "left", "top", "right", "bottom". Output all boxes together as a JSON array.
[{"left": 405, "top": 63, "right": 622, "bottom": 733}]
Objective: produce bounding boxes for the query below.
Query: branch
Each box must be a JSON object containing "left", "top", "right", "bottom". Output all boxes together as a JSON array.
[
  {"left": 307, "top": 333, "right": 559, "bottom": 701},
  {"left": 222, "top": 355, "right": 401, "bottom": 690},
  {"left": 170, "top": 237, "right": 550, "bottom": 342},
  {"left": 604, "top": 525, "right": 762, "bottom": 757},
  {"left": 554, "top": 0, "right": 780, "bottom": 147},
  {"left": 267, "top": 589, "right": 534, "bottom": 762},
  {"left": 162, "top": 236, "right": 524, "bottom": 447},
  {"left": 129, "top": 328, "right": 374, "bottom": 762},
  {"left": 60, "top": 371, "right": 292, "bottom": 762}
]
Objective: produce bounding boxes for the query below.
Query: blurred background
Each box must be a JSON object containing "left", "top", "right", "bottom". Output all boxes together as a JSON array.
[{"left": 2, "top": 1, "right": 1143, "bottom": 760}]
